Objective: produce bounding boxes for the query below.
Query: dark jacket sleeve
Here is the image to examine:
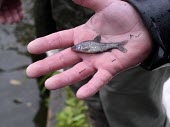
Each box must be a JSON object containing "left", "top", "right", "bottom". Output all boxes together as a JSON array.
[{"left": 128, "top": 0, "right": 170, "bottom": 70}]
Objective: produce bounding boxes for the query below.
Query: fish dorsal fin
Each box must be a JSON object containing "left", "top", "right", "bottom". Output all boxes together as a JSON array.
[{"left": 93, "top": 35, "right": 101, "bottom": 42}]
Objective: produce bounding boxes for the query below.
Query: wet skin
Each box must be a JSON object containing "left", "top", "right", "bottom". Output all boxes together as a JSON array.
[{"left": 26, "top": 0, "right": 152, "bottom": 99}]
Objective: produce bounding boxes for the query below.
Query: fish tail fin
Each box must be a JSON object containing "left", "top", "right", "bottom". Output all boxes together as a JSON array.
[{"left": 117, "top": 40, "right": 128, "bottom": 53}]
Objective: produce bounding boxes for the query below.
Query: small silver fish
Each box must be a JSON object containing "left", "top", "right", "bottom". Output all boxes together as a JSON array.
[{"left": 71, "top": 35, "right": 128, "bottom": 53}]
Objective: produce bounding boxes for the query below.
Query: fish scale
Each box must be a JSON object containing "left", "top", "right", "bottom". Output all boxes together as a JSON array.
[{"left": 71, "top": 35, "right": 128, "bottom": 53}]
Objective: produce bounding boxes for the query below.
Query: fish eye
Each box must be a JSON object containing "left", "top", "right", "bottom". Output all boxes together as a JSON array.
[{"left": 77, "top": 45, "right": 82, "bottom": 50}]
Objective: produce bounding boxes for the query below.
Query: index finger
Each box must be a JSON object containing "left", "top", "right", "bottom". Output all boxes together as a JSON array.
[{"left": 27, "top": 28, "right": 75, "bottom": 54}]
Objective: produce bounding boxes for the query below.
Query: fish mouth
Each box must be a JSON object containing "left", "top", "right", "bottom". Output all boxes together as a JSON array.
[
  {"left": 71, "top": 45, "right": 76, "bottom": 50},
  {"left": 71, "top": 45, "right": 82, "bottom": 51}
]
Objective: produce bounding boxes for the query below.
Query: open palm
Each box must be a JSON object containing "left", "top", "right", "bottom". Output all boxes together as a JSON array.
[{"left": 26, "top": 0, "right": 152, "bottom": 99}]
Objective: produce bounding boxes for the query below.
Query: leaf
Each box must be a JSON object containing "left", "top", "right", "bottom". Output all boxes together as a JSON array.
[
  {"left": 54, "top": 87, "right": 91, "bottom": 127},
  {"left": 72, "top": 114, "right": 85, "bottom": 121}
]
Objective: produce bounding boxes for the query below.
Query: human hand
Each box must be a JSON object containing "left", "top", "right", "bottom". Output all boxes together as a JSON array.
[
  {"left": 26, "top": 0, "right": 152, "bottom": 99},
  {"left": 0, "top": 0, "right": 23, "bottom": 24}
]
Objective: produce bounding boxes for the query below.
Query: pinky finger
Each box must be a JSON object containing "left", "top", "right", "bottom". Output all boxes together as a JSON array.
[{"left": 77, "top": 69, "right": 113, "bottom": 99}]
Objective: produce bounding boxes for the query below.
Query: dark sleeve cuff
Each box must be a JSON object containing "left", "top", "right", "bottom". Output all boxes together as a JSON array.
[{"left": 128, "top": 0, "right": 170, "bottom": 70}]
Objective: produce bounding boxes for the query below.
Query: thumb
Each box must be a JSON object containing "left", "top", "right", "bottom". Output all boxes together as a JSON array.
[{"left": 72, "top": 0, "right": 114, "bottom": 12}]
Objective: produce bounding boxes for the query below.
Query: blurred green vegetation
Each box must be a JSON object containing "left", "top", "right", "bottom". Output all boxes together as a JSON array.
[
  {"left": 38, "top": 71, "right": 92, "bottom": 127},
  {"left": 15, "top": 22, "right": 36, "bottom": 46},
  {"left": 54, "top": 87, "right": 92, "bottom": 127}
]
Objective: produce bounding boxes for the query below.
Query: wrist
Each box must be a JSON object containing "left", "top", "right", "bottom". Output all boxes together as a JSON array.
[{"left": 128, "top": 0, "right": 170, "bottom": 70}]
